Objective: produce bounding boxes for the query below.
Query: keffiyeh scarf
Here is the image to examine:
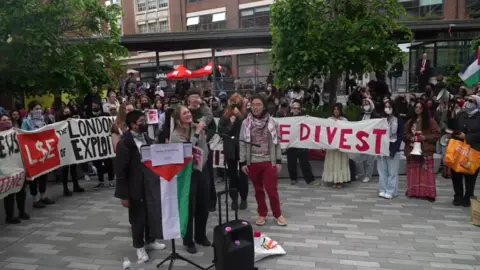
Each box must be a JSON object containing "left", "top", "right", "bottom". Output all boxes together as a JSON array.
[{"left": 243, "top": 113, "right": 278, "bottom": 144}]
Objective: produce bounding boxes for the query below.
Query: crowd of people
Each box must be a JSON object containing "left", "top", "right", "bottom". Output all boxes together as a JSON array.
[{"left": 1, "top": 78, "right": 479, "bottom": 263}]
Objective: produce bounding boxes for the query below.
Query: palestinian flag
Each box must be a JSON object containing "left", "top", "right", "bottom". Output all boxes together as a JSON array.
[
  {"left": 143, "top": 147, "right": 193, "bottom": 240},
  {"left": 458, "top": 47, "right": 480, "bottom": 87}
]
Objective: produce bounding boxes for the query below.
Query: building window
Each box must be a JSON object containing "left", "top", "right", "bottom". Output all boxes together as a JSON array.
[
  {"left": 158, "top": 0, "right": 168, "bottom": 8},
  {"left": 159, "top": 20, "right": 170, "bottom": 32},
  {"left": 138, "top": 23, "right": 147, "bottom": 33},
  {"left": 137, "top": 0, "right": 146, "bottom": 12},
  {"left": 467, "top": 0, "right": 480, "bottom": 18},
  {"left": 147, "top": 21, "right": 159, "bottom": 32},
  {"left": 186, "top": 12, "right": 226, "bottom": 31},
  {"left": 187, "top": 0, "right": 202, "bottom": 3},
  {"left": 148, "top": 0, "right": 157, "bottom": 10},
  {"left": 399, "top": 0, "right": 443, "bottom": 20},
  {"left": 240, "top": 6, "right": 270, "bottom": 28},
  {"left": 238, "top": 53, "right": 271, "bottom": 86}
]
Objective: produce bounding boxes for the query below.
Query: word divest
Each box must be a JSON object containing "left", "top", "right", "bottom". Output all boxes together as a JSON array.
[
  {"left": 0, "top": 129, "right": 26, "bottom": 199},
  {"left": 211, "top": 116, "right": 389, "bottom": 168},
  {"left": 16, "top": 117, "right": 115, "bottom": 179}
]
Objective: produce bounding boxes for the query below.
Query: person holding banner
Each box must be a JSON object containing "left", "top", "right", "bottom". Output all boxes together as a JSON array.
[
  {"left": 1, "top": 114, "right": 30, "bottom": 224},
  {"left": 219, "top": 93, "right": 249, "bottom": 210},
  {"left": 404, "top": 101, "right": 441, "bottom": 202},
  {"left": 322, "top": 103, "right": 351, "bottom": 188},
  {"left": 114, "top": 110, "right": 166, "bottom": 263},
  {"left": 21, "top": 101, "right": 56, "bottom": 208},
  {"left": 377, "top": 101, "right": 404, "bottom": 199},
  {"left": 170, "top": 105, "right": 211, "bottom": 254},
  {"left": 239, "top": 95, "right": 287, "bottom": 227}
]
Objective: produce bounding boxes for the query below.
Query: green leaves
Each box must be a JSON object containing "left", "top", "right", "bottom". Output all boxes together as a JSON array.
[
  {"left": 0, "top": 0, "right": 127, "bottom": 97},
  {"left": 271, "top": 0, "right": 413, "bottom": 89}
]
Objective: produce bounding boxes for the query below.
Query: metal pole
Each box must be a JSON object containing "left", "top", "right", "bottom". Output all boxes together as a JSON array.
[
  {"left": 155, "top": 51, "right": 160, "bottom": 73},
  {"left": 211, "top": 48, "right": 216, "bottom": 97}
]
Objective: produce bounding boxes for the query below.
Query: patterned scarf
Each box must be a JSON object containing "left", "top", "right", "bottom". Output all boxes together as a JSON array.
[
  {"left": 387, "top": 116, "right": 398, "bottom": 142},
  {"left": 244, "top": 112, "right": 278, "bottom": 144},
  {"left": 30, "top": 111, "right": 46, "bottom": 129}
]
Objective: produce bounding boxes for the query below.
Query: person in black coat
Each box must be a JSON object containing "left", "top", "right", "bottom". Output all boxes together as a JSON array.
[
  {"left": 450, "top": 95, "right": 480, "bottom": 207},
  {"left": 417, "top": 53, "right": 432, "bottom": 93},
  {"left": 284, "top": 100, "right": 316, "bottom": 185},
  {"left": 115, "top": 110, "right": 166, "bottom": 262},
  {"left": 218, "top": 93, "right": 249, "bottom": 210},
  {"left": 83, "top": 87, "right": 102, "bottom": 118}
]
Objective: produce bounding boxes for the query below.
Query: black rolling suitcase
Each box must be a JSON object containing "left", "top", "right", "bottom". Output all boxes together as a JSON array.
[{"left": 211, "top": 189, "right": 256, "bottom": 270}]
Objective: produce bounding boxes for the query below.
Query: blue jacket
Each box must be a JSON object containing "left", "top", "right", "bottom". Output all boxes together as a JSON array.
[{"left": 21, "top": 116, "right": 35, "bottom": 131}]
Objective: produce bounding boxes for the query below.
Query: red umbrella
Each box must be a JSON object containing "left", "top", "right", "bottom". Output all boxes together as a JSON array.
[
  {"left": 167, "top": 65, "right": 192, "bottom": 80},
  {"left": 191, "top": 61, "right": 214, "bottom": 78}
]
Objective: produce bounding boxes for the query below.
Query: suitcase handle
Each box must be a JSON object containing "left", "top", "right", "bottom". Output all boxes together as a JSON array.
[{"left": 216, "top": 189, "right": 238, "bottom": 224}]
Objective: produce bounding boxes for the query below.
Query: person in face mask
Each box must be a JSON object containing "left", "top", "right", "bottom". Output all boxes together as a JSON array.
[
  {"left": 239, "top": 95, "right": 287, "bottom": 227},
  {"left": 449, "top": 95, "right": 480, "bottom": 207},
  {"left": 114, "top": 110, "right": 166, "bottom": 262},
  {"left": 354, "top": 98, "right": 380, "bottom": 183},
  {"left": 1, "top": 114, "right": 30, "bottom": 224},
  {"left": 209, "top": 96, "right": 222, "bottom": 117},
  {"left": 140, "top": 95, "right": 151, "bottom": 111}
]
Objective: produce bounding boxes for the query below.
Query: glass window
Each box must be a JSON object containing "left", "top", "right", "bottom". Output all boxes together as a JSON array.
[
  {"left": 399, "top": 0, "right": 443, "bottom": 19},
  {"left": 158, "top": 0, "right": 168, "bottom": 8},
  {"left": 137, "top": 0, "right": 146, "bottom": 12},
  {"left": 467, "top": 0, "right": 480, "bottom": 18},
  {"left": 158, "top": 20, "right": 170, "bottom": 32},
  {"left": 240, "top": 5, "right": 270, "bottom": 28},
  {"left": 147, "top": 22, "right": 159, "bottom": 32},
  {"left": 212, "top": 12, "right": 226, "bottom": 22},
  {"left": 188, "top": 0, "right": 202, "bottom": 2},
  {"left": 147, "top": 0, "right": 157, "bottom": 10},
  {"left": 187, "top": 14, "right": 226, "bottom": 31},
  {"left": 237, "top": 53, "right": 271, "bottom": 86},
  {"left": 238, "top": 54, "right": 254, "bottom": 65},
  {"left": 138, "top": 23, "right": 147, "bottom": 33}
]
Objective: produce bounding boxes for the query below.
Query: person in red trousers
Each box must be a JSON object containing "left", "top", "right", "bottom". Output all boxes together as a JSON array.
[{"left": 239, "top": 94, "right": 287, "bottom": 227}]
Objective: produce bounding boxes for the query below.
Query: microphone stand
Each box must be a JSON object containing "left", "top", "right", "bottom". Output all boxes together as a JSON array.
[{"left": 206, "top": 130, "right": 259, "bottom": 270}]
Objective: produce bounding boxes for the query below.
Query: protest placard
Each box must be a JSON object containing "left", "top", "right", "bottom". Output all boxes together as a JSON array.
[{"left": 0, "top": 129, "right": 26, "bottom": 199}]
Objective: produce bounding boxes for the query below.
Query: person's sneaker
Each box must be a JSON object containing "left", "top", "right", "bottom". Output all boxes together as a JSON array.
[
  {"left": 231, "top": 200, "right": 238, "bottom": 211},
  {"left": 239, "top": 200, "right": 247, "bottom": 210},
  {"left": 33, "top": 200, "right": 46, "bottom": 209},
  {"left": 195, "top": 237, "right": 212, "bottom": 247},
  {"left": 290, "top": 180, "right": 298, "bottom": 185},
  {"left": 41, "top": 197, "right": 55, "bottom": 205},
  {"left": 275, "top": 215, "right": 288, "bottom": 226},
  {"left": 19, "top": 212, "right": 30, "bottom": 220},
  {"left": 384, "top": 194, "right": 393, "bottom": 199},
  {"left": 255, "top": 216, "right": 267, "bottom": 226},
  {"left": 136, "top": 247, "right": 149, "bottom": 262},
  {"left": 184, "top": 244, "right": 197, "bottom": 254},
  {"left": 63, "top": 190, "right": 73, "bottom": 197},
  {"left": 94, "top": 183, "right": 105, "bottom": 189},
  {"left": 108, "top": 182, "right": 115, "bottom": 188},
  {"left": 309, "top": 180, "right": 321, "bottom": 186},
  {"left": 74, "top": 186, "right": 85, "bottom": 193},
  {"left": 84, "top": 175, "right": 91, "bottom": 182},
  {"left": 145, "top": 241, "right": 166, "bottom": 250},
  {"left": 362, "top": 177, "right": 371, "bottom": 183},
  {"left": 5, "top": 217, "right": 21, "bottom": 224},
  {"left": 378, "top": 192, "right": 386, "bottom": 198}
]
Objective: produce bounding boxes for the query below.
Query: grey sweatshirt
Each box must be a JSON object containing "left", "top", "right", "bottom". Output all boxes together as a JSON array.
[{"left": 170, "top": 125, "right": 209, "bottom": 169}]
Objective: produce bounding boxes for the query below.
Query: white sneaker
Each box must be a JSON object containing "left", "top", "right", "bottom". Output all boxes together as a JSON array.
[
  {"left": 362, "top": 177, "right": 371, "bottom": 183},
  {"left": 136, "top": 247, "right": 149, "bottom": 263},
  {"left": 378, "top": 192, "right": 386, "bottom": 198},
  {"left": 145, "top": 241, "right": 166, "bottom": 250},
  {"left": 384, "top": 194, "right": 393, "bottom": 199},
  {"left": 84, "top": 175, "right": 91, "bottom": 182}
]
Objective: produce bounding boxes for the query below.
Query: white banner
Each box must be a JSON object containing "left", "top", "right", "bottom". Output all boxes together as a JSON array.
[
  {"left": 16, "top": 117, "right": 115, "bottom": 179},
  {"left": 210, "top": 116, "right": 389, "bottom": 168},
  {"left": 0, "top": 129, "right": 26, "bottom": 200}
]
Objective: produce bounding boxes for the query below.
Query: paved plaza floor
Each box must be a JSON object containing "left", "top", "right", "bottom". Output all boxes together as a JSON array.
[{"left": 0, "top": 176, "right": 479, "bottom": 270}]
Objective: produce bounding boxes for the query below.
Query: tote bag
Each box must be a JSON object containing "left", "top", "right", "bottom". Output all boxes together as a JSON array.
[{"left": 444, "top": 140, "right": 480, "bottom": 175}]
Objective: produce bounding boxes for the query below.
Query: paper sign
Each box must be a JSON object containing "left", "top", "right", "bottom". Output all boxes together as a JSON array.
[
  {"left": 183, "top": 143, "right": 193, "bottom": 157},
  {"left": 150, "top": 143, "right": 184, "bottom": 166},
  {"left": 193, "top": 146, "right": 204, "bottom": 171},
  {"left": 147, "top": 109, "right": 159, "bottom": 124},
  {"left": 140, "top": 146, "right": 151, "bottom": 162}
]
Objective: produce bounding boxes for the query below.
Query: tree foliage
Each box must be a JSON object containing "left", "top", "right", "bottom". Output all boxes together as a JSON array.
[
  {"left": 0, "top": 0, "right": 127, "bottom": 97},
  {"left": 271, "top": 0, "right": 413, "bottom": 97}
]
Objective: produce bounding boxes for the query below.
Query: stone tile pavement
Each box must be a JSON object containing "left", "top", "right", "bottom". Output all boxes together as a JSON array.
[{"left": 0, "top": 176, "right": 479, "bottom": 270}]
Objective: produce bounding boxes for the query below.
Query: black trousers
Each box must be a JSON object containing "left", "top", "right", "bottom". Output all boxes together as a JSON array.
[
  {"left": 93, "top": 158, "right": 114, "bottom": 182},
  {"left": 227, "top": 159, "right": 248, "bottom": 202},
  {"left": 286, "top": 148, "right": 315, "bottom": 183},
  {"left": 129, "top": 199, "right": 154, "bottom": 249},
  {"left": 207, "top": 150, "right": 217, "bottom": 209},
  {"left": 451, "top": 169, "right": 479, "bottom": 201},
  {"left": 29, "top": 174, "right": 48, "bottom": 197},
  {"left": 4, "top": 182, "right": 27, "bottom": 219},
  {"left": 183, "top": 169, "right": 210, "bottom": 245},
  {"left": 61, "top": 164, "right": 81, "bottom": 191}
]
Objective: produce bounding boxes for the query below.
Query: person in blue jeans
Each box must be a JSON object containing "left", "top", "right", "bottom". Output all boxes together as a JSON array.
[{"left": 377, "top": 100, "right": 404, "bottom": 199}]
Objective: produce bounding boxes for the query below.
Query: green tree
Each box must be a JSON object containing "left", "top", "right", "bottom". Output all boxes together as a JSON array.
[
  {"left": 0, "top": 0, "right": 127, "bottom": 98},
  {"left": 271, "top": 0, "right": 412, "bottom": 103}
]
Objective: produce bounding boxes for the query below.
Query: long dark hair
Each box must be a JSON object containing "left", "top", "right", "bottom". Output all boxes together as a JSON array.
[
  {"left": 383, "top": 100, "right": 398, "bottom": 118},
  {"left": 407, "top": 101, "right": 430, "bottom": 132},
  {"left": 332, "top": 103, "right": 344, "bottom": 118}
]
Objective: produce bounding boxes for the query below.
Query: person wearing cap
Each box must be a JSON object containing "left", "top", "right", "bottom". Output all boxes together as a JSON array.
[{"left": 450, "top": 95, "right": 480, "bottom": 207}]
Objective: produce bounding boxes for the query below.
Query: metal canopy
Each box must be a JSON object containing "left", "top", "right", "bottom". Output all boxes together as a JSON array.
[{"left": 120, "top": 20, "right": 480, "bottom": 52}]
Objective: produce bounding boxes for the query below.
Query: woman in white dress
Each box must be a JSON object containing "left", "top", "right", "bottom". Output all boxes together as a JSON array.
[{"left": 322, "top": 103, "right": 351, "bottom": 188}]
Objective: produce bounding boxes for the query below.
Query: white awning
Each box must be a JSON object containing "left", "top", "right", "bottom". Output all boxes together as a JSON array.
[
  {"left": 187, "top": 16, "right": 199, "bottom": 26},
  {"left": 212, "top": 12, "right": 226, "bottom": 22},
  {"left": 420, "top": 0, "right": 442, "bottom": 6}
]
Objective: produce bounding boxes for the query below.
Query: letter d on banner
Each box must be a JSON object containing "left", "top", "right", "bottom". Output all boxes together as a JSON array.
[{"left": 17, "top": 129, "right": 61, "bottom": 179}]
